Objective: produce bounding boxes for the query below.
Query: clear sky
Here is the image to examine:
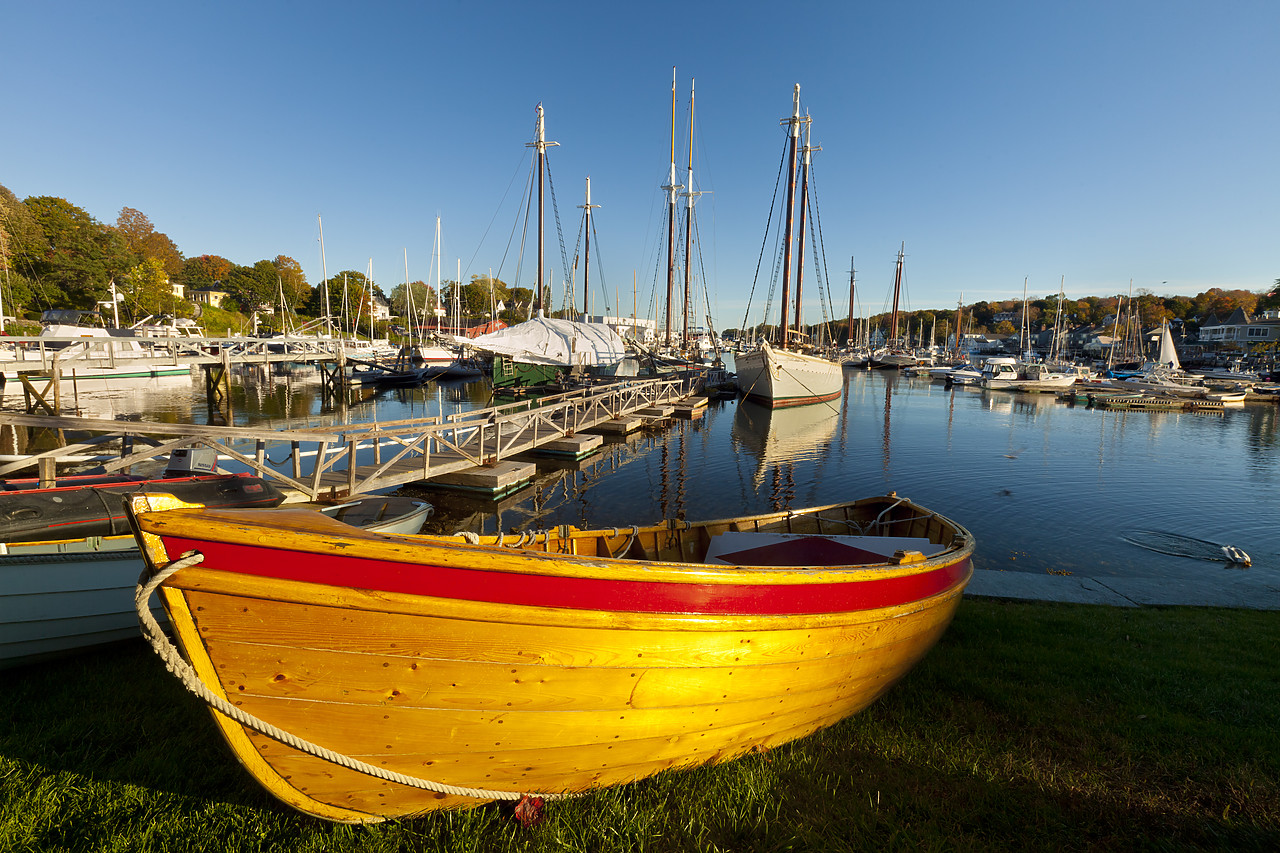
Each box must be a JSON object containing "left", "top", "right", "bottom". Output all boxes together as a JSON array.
[{"left": 3, "top": 0, "right": 1277, "bottom": 330}]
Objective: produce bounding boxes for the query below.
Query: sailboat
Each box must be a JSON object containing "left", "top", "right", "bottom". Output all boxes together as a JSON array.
[
  {"left": 467, "top": 103, "right": 627, "bottom": 390},
  {"left": 735, "top": 85, "right": 843, "bottom": 408},
  {"left": 868, "top": 245, "right": 916, "bottom": 369},
  {"left": 1110, "top": 322, "right": 1207, "bottom": 397}
]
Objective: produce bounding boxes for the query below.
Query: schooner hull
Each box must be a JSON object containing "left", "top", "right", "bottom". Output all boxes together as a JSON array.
[
  {"left": 735, "top": 343, "right": 843, "bottom": 408},
  {"left": 130, "top": 495, "right": 973, "bottom": 823}
]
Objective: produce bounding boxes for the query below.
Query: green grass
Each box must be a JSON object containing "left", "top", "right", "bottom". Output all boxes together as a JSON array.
[{"left": 3, "top": 600, "right": 1278, "bottom": 852}]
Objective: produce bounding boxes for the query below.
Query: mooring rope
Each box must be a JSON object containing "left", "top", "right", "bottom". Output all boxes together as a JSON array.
[{"left": 135, "top": 551, "right": 562, "bottom": 803}]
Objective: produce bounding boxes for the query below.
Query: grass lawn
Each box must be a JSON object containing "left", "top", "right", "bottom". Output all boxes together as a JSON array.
[{"left": 2, "top": 598, "right": 1277, "bottom": 852}]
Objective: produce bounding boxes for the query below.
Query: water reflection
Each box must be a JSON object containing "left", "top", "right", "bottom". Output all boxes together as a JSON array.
[{"left": 732, "top": 400, "right": 838, "bottom": 508}]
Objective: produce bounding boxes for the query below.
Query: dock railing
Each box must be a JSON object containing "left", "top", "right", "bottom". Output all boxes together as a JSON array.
[{"left": 0, "top": 376, "right": 692, "bottom": 499}]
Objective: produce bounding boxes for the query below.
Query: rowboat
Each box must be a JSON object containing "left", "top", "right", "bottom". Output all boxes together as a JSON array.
[
  {"left": 0, "top": 495, "right": 431, "bottom": 668},
  {"left": 128, "top": 491, "right": 975, "bottom": 822}
]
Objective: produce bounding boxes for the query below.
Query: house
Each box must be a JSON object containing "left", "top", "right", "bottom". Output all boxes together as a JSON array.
[
  {"left": 190, "top": 289, "right": 229, "bottom": 309},
  {"left": 1198, "top": 308, "right": 1280, "bottom": 350}
]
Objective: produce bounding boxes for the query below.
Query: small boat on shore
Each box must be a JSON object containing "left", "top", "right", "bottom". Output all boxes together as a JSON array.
[{"left": 129, "top": 491, "right": 974, "bottom": 822}]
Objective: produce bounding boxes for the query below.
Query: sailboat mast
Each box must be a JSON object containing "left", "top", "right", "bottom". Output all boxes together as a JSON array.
[
  {"left": 579, "top": 177, "right": 599, "bottom": 321},
  {"left": 847, "top": 257, "right": 856, "bottom": 347},
  {"left": 527, "top": 103, "right": 558, "bottom": 316},
  {"left": 954, "top": 295, "right": 964, "bottom": 358},
  {"left": 317, "top": 215, "right": 331, "bottom": 337},
  {"left": 682, "top": 78, "right": 696, "bottom": 349},
  {"left": 434, "top": 216, "right": 442, "bottom": 334},
  {"left": 778, "top": 83, "right": 802, "bottom": 348},
  {"left": 792, "top": 111, "right": 814, "bottom": 344},
  {"left": 663, "top": 68, "right": 679, "bottom": 346},
  {"left": 889, "top": 242, "right": 904, "bottom": 342}
]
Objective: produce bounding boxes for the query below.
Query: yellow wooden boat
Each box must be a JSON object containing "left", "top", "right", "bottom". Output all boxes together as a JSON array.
[{"left": 128, "top": 491, "right": 974, "bottom": 823}]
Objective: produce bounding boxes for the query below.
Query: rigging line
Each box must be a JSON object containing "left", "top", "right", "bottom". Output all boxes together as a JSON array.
[
  {"left": 807, "top": 165, "right": 835, "bottom": 329},
  {"left": 589, "top": 217, "right": 611, "bottom": 315},
  {"left": 741, "top": 134, "right": 791, "bottom": 337},
  {"left": 465, "top": 146, "right": 531, "bottom": 278},
  {"left": 543, "top": 157, "right": 572, "bottom": 292}
]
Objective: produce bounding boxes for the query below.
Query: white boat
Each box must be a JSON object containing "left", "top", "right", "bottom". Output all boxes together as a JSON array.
[
  {"left": 1011, "top": 363, "right": 1080, "bottom": 392},
  {"left": 0, "top": 495, "right": 431, "bottom": 669},
  {"left": 978, "top": 357, "right": 1021, "bottom": 390},
  {"left": 735, "top": 341, "right": 843, "bottom": 408}
]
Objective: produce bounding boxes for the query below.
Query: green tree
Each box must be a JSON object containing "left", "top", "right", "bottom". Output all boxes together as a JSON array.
[
  {"left": 224, "top": 260, "right": 279, "bottom": 312},
  {"left": 272, "top": 255, "right": 309, "bottom": 309},
  {"left": 0, "top": 185, "right": 45, "bottom": 317},
  {"left": 116, "top": 207, "right": 185, "bottom": 280},
  {"left": 23, "top": 196, "right": 133, "bottom": 309},
  {"left": 388, "top": 280, "right": 436, "bottom": 321},
  {"left": 121, "top": 257, "right": 172, "bottom": 318}
]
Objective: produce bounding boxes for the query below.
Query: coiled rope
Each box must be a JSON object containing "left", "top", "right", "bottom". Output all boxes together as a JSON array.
[{"left": 135, "top": 551, "right": 561, "bottom": 803}]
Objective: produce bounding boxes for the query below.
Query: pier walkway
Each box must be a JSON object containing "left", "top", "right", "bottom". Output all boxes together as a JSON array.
[{"left": 0, "top": 376, "right": 695, "bottom": 501}]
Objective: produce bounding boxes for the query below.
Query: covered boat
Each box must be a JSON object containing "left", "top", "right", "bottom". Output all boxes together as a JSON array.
[
  {"left": 0, "top": 471, "right": 285, "bottom": 543},
  {"left": 128, "top": 491, "right": 974, "bottom": 822}
]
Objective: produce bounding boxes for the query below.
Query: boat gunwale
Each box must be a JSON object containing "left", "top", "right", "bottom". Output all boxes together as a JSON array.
[{"left": 135, "top": 496, "right": 975, "bottom": 590}]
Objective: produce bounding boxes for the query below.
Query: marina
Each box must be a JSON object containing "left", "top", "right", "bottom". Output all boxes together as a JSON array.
[{"left": 3, "top": 364, "right": 1275, "bottom": 586}]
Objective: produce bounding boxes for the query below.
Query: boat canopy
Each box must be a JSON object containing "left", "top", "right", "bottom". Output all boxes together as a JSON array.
[{"left": 467, "top": 315, "right": 627, "bottom": 367}]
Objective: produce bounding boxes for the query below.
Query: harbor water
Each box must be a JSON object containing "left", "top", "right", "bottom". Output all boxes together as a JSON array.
[{"left": 12, "top": 365, "right": 1278, "bottom": 584}]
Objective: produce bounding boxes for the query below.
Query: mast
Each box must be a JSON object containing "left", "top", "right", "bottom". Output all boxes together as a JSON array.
[
  {"left": 1020, "top": 275, "right": 1029, "bottom": 357},
  {"left": 846, "top": 257, "right": 856, "bottom": 347},
  {"left": 889, "top": 242, "right": 904, "bottom": 343},
  {"left": 579, "top": 176, "right": 599, "bottom": 321},
  {"left": 662, "top": 68, "right": 680, "bottom": 346},
  {"left": 317, "top": 215, "right": 331, "bottom": 337},
  {"left": 778, "top": 83, "right": 802, "bottom": 347},
  {"left": 1051, "top": 275, "right": 1065, "bottom": 361},
  {"left": 434, "top": 216, "right": 442, "bottom": 334},
  {"left": 954, "top": 295, "right": 964, "bottom": 358},
  {"left": 682, "top": 77, "right": 696, "bottom": 348},
  {"left": 527, "top": 103, "right": 558, "bottom": 316},
  {"left": 792, "top": 110, "right": 815, "bottom": 345}
]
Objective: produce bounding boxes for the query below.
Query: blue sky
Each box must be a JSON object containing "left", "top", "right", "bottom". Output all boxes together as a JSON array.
[{"left": 3, "top": 1, "right": 1277, "bottom": 330}]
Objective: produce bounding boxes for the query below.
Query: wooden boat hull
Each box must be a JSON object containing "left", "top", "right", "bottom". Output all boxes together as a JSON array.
[{"left": 130, "top": 494, "right": 973, "bottom": 822}]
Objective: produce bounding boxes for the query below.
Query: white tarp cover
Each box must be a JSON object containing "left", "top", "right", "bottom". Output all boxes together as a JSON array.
[{"left": 466, "top": 316, "right": 627, "bottom": 367}]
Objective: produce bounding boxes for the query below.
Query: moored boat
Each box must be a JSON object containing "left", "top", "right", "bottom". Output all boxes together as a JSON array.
[
  {"left": 129, "top": 491, "right": 974, "bottom": 822},
  {"left": 0, "top": 495, "right": 432, "bottom": 669}
]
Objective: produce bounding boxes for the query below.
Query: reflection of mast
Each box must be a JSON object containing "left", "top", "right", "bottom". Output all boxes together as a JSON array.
[{"left": 882, "top": 373, "right": 893, "bottom": 476}]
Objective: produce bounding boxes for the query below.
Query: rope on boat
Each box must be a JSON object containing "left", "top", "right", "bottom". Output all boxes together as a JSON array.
[{"left": 135, "top": 551, "right": 565, "bottom": 803}]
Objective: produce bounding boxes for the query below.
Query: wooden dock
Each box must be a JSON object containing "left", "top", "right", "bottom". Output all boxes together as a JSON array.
[{"left": 0, "top": 377, "right": 695, "bottom": 501}]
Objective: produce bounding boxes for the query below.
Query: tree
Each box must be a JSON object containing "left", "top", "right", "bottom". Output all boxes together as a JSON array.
[
  {"left": 24, "top": 196, "right": 133, "bottom": 310},
  {"left": 121, "top": 257, "right": 172, "bottom": 318},
  {"left": 180, "top": 255, "right": 234, "bottom": 291},
  {"left": 0, "top": 185, "right": 46, "bottom": 316},
  {"left": 224, "top": 260, "right": 279, "bottom": 313},
  {"left": 388, "top": 280, "right": 436, "bottom": 320},
  {"left": 272, "top": 255, "right": 309, "bottom": 309}
]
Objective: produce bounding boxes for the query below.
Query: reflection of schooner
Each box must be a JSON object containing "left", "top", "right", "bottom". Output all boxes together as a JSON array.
[
  {"left": 736, "top": 85, "right": 842, "bottom": 408},
  {"left": 732, "top": 397, "right": 838, "bottom": 490}
]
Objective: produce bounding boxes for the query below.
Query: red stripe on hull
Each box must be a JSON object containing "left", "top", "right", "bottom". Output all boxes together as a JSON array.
[{"left": 159, "top": 536, "right": 969, "bottom": 616}]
